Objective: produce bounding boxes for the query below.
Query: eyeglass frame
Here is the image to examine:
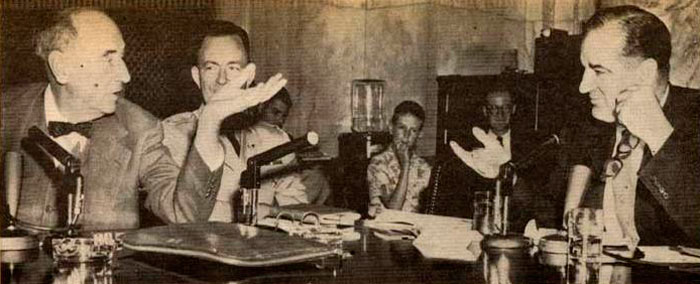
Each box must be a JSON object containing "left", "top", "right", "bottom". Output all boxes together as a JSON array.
[{"left": 483, "top": 104, "right": 515, "bottom": 116}]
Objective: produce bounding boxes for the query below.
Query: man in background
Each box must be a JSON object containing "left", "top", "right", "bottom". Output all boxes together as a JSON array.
[
  {"left": 428, "top": 89, "right": 560, "bottom": 232},
  {"left": 235, "top": 88, "right": 331, "bottom": 207}
]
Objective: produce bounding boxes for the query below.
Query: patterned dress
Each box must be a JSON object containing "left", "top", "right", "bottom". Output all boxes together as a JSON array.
[{"left": 367, "top": 149, "right": 432, "bottom": 215}]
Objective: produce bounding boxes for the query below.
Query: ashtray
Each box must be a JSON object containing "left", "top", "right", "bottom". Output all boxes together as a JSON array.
[{"left": 51, "top": 234, "right": 118, "bottom": 263}]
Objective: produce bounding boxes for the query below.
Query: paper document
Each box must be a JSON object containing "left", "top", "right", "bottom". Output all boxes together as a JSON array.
[{"left": 367, "top": 209, "right": 482, "bottom": 261}]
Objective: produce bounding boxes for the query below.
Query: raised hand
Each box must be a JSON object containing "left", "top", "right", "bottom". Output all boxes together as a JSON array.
[
  {"left": 449, "top": 127, "right": 510, "bottom": 178},
  {"left": 195, "top": 66, "right": 288, "bottom": 170},
  {"left": 393, "top": 141, "right": 411, "bottom": 169},
  {"left": 615, "top": 84, "right": 673, "bottom": 153},
  {"left": 201, "top": 64, "right": 287, "bottom": 123}
]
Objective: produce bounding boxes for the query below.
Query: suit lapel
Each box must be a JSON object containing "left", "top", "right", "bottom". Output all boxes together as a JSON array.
[
  {"left": 80, "top": 116, "right": 132, "bottom": 218},
  {"left": 16, "top": 85, "right": 65, "bottom": 226}
]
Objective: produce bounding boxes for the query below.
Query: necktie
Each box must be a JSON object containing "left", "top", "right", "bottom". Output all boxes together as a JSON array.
[
  {"left": 611, "top": 128, "right": 640, "bottom": 247},
  {"left": 497, "top": 136, "right": 504, "bottom": 147},
  {"left": 48, "top": 121, "right": 93, "bottom": 138}
]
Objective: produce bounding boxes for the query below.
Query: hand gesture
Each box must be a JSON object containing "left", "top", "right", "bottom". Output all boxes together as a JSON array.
[
  {"left": 201, "top": 63, "right": 287, "bottom": 123},
  {"left": 450, "top": 127, "right": 510, "bottom": 178},
  {"left": 615, "top": 84, "right": 673, "bottom": 152},
  {"left": 393, "top": 142, "right": 411, "bottom": 169}
]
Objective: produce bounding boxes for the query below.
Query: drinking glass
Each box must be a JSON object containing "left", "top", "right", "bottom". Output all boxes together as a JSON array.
[
  {"left": 473, "top": 191, "right": 495, "bottom": 235},
  {"left": 566, "top": 208, "right": 603, "bottom": 284},
  {"left": 567, "top": 208, "right": 603, "bottom": 260}
]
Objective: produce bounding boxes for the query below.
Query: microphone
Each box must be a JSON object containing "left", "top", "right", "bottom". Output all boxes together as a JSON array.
[
  {"left": 246, "top": 131, "right": 319, "bottom": 168},
  {"left": 240, "top": 132, "right": 319, "bottom": 189},
  {"left": 25, "top": 126, "right": 80, "bottom": 173},
  {"left": 235, "top": 131, "right": 320, "bottom": 226},
  {"left": 22, "top": 126, "right": 83, "bottom": 229},
  {"left": 4, "top": 152, "right": 22, "bottom": 226},
  {"left": 507, "top": 133, "right": 561, "bottom": 170}
]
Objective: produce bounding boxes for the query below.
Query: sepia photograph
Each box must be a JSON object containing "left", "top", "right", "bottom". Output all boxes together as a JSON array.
[{"left": 1, "top": 0, "right": 699, "bottom": 283}]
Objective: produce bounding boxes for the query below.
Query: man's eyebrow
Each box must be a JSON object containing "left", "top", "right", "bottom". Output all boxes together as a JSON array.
[
  {"left": 202, "top": 61, "right": 220, "bottom": 66},
  {"left": 589, "top": 63, "right": 611, "bottom": 72},
  {"left": 102, "top": 50, "right": 118, "bottom": 57}
]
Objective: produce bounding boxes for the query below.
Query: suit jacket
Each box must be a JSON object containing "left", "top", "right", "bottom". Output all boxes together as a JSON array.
[
  {"left": 422, "top": 126, "right": 561, "bottom": 232},
  {"left": 575, "top": 85, "right": 700, "bottom": 245},
  {"left": 1, "top": 83, "right": 222, "bottom": 231}
]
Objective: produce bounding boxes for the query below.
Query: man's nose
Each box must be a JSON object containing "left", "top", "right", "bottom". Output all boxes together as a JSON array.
[
  {"left": 117, "top": 59, "right": 131, "bottom": 83},
  {"left": 217, "top": 69, "right": 229, "bottom": 85},
  {"left": 579, "top": 69, "right": 594, "bottom": 94}
]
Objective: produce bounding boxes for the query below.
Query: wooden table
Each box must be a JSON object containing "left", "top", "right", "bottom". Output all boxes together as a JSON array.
[{"left": 2, "top": 227, "right": 698, "bottom": 284}]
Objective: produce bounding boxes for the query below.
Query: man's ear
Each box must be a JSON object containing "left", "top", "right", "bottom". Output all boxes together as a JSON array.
[
  {"left": 482, "top": 106, "right": 488, "bottom": 118},
  {"left": 244, "top": 63, "right": 256, "bottom": 88},
  {"left": 638, "top": 58, "right": 659, "bottom": 83},
  {"left": 48, "top": 51, "right": 69, "bottom": 84},
  {"left": 512, "top": 104, "right": 517, "bottom": 115},
  {"left": 191, "top": 66, "right": 201, "bottom": 89}
]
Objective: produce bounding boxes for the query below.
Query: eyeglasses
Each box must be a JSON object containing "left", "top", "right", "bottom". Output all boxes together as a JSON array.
[
  {"left": 600, "top": 128, "right": 640, "bottom": 180},
  {"left": 485, "top": 105, "right": 514, "bottom": 115}
]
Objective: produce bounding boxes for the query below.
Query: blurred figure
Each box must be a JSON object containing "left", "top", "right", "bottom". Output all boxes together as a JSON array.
[{"left": 235, "top": 88, "right": 331, "bottom": 207}]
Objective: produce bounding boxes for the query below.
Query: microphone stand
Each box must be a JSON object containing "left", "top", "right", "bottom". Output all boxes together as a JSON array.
[
  {"left": 24, "top": 126, "right": 84, "bottom": 235},
  {"left": 483, "top": 134, "right": 560, "bottom": 250},
  {"left": 483, "top": 163, "right": 530, "bottom": 250},
  {"left": 235, "top": 132, "right": 319, "bottom": 226}
]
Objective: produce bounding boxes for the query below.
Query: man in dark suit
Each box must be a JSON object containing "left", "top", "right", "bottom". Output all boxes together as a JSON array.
[
  {"left": 564, "top": 5, "right": 700, "bottom": 246},
  {"left": 1, "top": 8, "right": 285, "bottom": 231},
  {"left": 424, "top": 89, "right": 560, "bottom": 232}
]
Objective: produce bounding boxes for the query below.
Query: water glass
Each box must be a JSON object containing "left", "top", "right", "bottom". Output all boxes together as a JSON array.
[
  {"left": 473, "top": 191, "right": 495, "bottom": 235},
  {"left": 566, "top": 208, "right": 603, "bottom": 284},
  {"left": 567, "top": 208, "right": 603, "bottom": 261}
]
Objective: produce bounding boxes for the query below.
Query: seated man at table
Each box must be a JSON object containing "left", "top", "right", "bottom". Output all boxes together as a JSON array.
[
  {"left": 563, "top": 5, "right": 700, "bottom": 247},
  {"left": 163, "top": 20, "right": 295, "bottom": 222},
  {"left": 234, "top": 87, "right": 331, "bottom": 207},
  {"left": 0, "top": 8, "right": 285, "bottom": 231},
  {"left": 426, "top": 89, "right": 561, "bottom": 232},
  {"left": 367, "top": 101, "right": 432, "bottom": 217}
]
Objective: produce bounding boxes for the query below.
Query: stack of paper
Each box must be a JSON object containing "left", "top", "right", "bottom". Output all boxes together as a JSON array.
[{"left": 367, "top": 209, "right": 482, "bottom": 261}]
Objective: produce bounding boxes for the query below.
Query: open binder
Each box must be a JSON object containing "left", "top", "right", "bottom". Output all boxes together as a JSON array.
[{"left": 265, "top": 204, "right": 361, "bottom": 227}]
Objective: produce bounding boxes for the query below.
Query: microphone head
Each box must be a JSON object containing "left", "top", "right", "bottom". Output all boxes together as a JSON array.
[
  {"left": 306, "top": 131, "right": 319, "bottom": 146},
  {"left": 551, "top": 134, "right": 561, "bottom": 145}
]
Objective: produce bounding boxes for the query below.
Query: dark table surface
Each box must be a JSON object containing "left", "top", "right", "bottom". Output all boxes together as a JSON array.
[{"left": 2, "top": 226, "right": 699, "bottom": 284}]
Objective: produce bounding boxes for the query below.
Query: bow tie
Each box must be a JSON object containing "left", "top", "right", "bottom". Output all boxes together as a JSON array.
[{"left": 48, "top": 121, "right": 93, "bottom": 138}]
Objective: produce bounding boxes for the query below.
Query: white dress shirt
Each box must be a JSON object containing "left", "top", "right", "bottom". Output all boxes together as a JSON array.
[
  {"left": 602, "top": 86, "right": 669, "bottom": 245},
  {"left": 43, "top": 85, "right": 89, "bottom": 167}
]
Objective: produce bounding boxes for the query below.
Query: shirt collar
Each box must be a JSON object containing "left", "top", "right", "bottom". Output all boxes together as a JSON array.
[
  {"left": 658, "top": 83, "right": 669, "bottom": 108},
  {"left": 256, "top": 121, "right": 283, "bottom": 131},
  {"left": 44, "top": 84, "right": 67, "bottom": 127},
  {"left": 488, "top": 129, "right": 511, "bottom": 139}
]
